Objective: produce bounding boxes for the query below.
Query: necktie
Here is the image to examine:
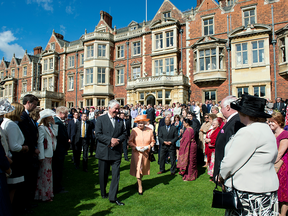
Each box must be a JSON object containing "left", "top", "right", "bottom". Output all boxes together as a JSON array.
[
  {"left": 278, "top": 103, "right": 280, "bottom": 110},
  {"left": 166, "top": 126, "right": 169, "bottom": 132},
  {"left": 111, "top": 118, "right": 115, "bottom": 128},
  {"left": 82, "top": 122, "right": 85, "bottom": 138}
]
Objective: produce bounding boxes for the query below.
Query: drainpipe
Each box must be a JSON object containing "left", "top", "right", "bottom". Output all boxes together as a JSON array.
[
  {"left": 17, "top": 67, "right": 19, "bottom": 102},
  {"left": 180, "top": 29, "right": 183, "bottom": 74},
  {"left": 126, "top": 41, "right": 129, "bottom": 80},
  {"left": 230, "top": 15, "right": 232, "bottom": 32},
  {"left": 271, "top": 5, "right": 277, "bottom": 99},
  {"left": 58, "top": 56, "right": 60, "bottom": 92},
  {"left": 227, "top": 15, "right": 231, "bottom": 95},
  {"left": 75, "top": 52, "right": 78, "bottom": 108}
]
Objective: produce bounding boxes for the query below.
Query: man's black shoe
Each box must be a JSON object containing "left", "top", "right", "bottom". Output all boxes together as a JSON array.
[{"left": 110, "top": 200, "right": 125, "bottom": 206}]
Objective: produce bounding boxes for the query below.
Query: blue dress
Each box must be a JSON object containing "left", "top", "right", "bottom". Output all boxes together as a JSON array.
[{"left": 173, "top": 121, "right": 182, "bottom": 147}]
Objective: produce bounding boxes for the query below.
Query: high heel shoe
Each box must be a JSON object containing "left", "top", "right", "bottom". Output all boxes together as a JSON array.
[{"left": 138, "top": 191, "right": 143, "bottom": 195}]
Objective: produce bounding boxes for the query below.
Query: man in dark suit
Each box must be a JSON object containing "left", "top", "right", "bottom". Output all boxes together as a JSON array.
[
  {"left": 213, "top": 96, "right": 245, "bottom": 183},
  {"left": 146, "top": 104, "right": 155, "bottom": 124},
  {"left": 120, "top": 112, "right": 129, "bottom": 161},
  {"left": 53, "top": 106, "right": 69, "bottom": 194},
  {"left": 74, "top": 113, "right": 93, "bottom": 172},
  {"left": 90, "top": 111, "right": 100, "bottom": 157},
  {"left": 68, "top": 112, "right": 79, "bottom": 164},
  {"left": 157, "top": 117, "right": 178, "bottom": 175},
  {"left": 95, "top": 100, "right": 127, "bottom": 206},
  {"left": 273, "top": 97, "right": 286, "bottom": 116},
  {"left": 202, "top": 100, "right": 208, "bottom": 116},
  {"left": 18, "top": 94, "right": 39, "bottom": 213}
]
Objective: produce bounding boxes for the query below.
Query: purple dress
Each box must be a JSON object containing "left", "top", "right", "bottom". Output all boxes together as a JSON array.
[{"left": 276, "top": 130, "right": 288, "bottom": 202}]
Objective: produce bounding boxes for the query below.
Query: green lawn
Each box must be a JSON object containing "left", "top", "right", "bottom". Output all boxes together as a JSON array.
[{"left": 27, "top": 150, "right": 225, "bottom": 216}]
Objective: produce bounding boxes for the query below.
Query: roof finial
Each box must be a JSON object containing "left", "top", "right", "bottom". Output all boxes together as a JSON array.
[
  {"left": 25, "top": 49, "right": 27, "bottom": 53},
  {"left": 85, "top": 29, "right": 87, "bottom": 34},
  {"left": 13, "top": 53, "right": 15, "bottom": 57},
  {"left": 52, "top": 29, "right": 55, "bottom": 34}
]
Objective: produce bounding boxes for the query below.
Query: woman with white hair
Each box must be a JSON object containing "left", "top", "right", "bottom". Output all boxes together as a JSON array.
[{"left": 34, "top": 109, "right": 58, "bottom": 202}]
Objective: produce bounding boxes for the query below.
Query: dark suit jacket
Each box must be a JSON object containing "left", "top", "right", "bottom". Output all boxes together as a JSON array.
[
  {"left": 95, "top": 114, "right": 127, "bottom": 161},
  {"left": 54, "top": 116, "right": 69, "bottom": 160},
  {"left": 18, "top": 111, "right": 38, "bottom": 156},
  {"left": 202, "top": 104, "right": 208, "bottom": 116},
  {"left": 125, "top": 118, "right": 131, "bottom": 137},
  {"left": 213, "top": 114, "right": 244, "bottom": 181},
  {"left": 74, "top": 120, "right": 93, "bottom": 144},
  {"left": 90, "top": 119, "right": 97, "bottom": 139},
  {"left": 158, "top": 125, "right": 178, "bottom": 147},
  {"left": 146, "top": 108, "right": 156, "bottom": 124},
  {"left": 67, "top": 119, "right": 78, "bottom": 144},
  {"left": 273, "top": 102, "right": 286, "bottom": 116},
  {"left": 158, "top": 117, "right": 166, "bottom": 131}
]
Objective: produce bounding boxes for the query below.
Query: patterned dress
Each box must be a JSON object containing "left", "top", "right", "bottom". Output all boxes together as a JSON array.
[
  {"left": 177, "top": 128, "right": 198, "bottom": 181},
  {"left": 34, "top": 126, "right": 55, "bottom": 201},
  {"left": 276, "top": 130, "right": 288, "bottom": 203}
]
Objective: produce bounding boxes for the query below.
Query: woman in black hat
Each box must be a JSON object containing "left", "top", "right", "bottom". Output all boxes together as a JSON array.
[{"left": 219, "top": 94, "right": 279, "bottom": 215}]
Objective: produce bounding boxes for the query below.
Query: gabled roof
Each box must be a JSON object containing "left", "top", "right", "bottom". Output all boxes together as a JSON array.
[
  {"left": 229, "top": 24, "right": 272, "bottom": 38},
  {"left": 1, "top": 57, "right": 10, "bottom": 68},
  {"left": 196, "top": 0, "right": 219, "bottom": 12},
  {"left": 128, "top": 21, "right": 138, "bottom": 27},
  {"left": 276, "top": 24, "right": 288, "bottom": 35},
  {"left": 192, "top": 36, "right": 227, "bottom": 49},
  {"left": 116, "top": 21, "right": 151, "bottom": 34}
]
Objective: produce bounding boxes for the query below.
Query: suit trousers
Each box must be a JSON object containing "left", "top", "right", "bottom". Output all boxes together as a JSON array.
[
  {"left": 75, "top": 138, "right": 89, "bottom": 170},
  {"left": 90, "top": 138, "right": 96, "bottom": 156},
  {"left": 52, "top": 155, "right": 64, "bottom": 193},
  {"left": 159, "top": 144, "right": 176, "bottom": 173},
  {"left": 98, "top": 159, "right": 121, "bottom": 201},
  {"left": 122, "top": 139, "right": 128, "bottom": 160}
]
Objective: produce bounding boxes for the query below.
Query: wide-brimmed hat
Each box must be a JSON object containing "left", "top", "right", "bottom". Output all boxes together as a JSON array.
[
  {"left": 230, "top": 94, "right": 271, "bottom": 118},
  {"left": 155, "top": 115, "right": 163, "bottom": 123},
  {"left": 0, "top": 98, "right": 15, "bottom": 116},
  {"left": 38, "top": 109, "right": 56, "bottom": 123},
  {"left": 134, "top": 114, "right": 150, "bottom": 123}
]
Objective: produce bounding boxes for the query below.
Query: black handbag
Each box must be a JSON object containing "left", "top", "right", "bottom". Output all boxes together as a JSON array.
[
  {"left": 148, "top": 151, "right": 156, "bottom": 162},
  {"left": 212, "top": 177, "right": 242, "bottom": 210}
]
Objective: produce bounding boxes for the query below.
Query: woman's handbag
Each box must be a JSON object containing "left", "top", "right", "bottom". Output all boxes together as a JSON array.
[
  {"left": 212, "top": 177, "right": 242, "bottom": 210},
  {"left": 148, "top": 151, "right": 156, "bottom": 162}
]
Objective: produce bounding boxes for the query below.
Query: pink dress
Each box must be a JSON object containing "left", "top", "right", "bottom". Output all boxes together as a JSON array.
[
  {"left": 276, "top": 130, "right": 288, "bottom": 202},
  {"left": 285, "top": 106, "right": 288, "bottom": 126}
]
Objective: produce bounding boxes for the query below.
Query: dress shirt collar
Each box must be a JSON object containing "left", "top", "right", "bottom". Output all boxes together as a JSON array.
[
  {"left": 227, "top": 112, "right": 237, "bottom": 123},
  {"left": 25, "top": 109, "right": 29, "bottom": 115}
]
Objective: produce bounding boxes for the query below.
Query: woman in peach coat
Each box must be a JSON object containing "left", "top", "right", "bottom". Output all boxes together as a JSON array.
[{"left": 128, "top": 115, "right": 155, "bottom": 195}]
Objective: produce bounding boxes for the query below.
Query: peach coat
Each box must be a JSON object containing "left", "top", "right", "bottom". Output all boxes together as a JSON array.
[{"left": 128, "top": 127, "right": 155, "bottom": 178}]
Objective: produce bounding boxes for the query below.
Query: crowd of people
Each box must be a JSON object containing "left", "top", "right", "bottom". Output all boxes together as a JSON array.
[{"left": 0, "top": 93, "right": 288, "bottom": 215}]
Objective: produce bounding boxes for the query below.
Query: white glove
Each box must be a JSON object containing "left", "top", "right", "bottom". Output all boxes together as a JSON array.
[
  {"left": 136, "top": 146, "right": 144, "bottom": 152},
  {"left": 143, "top": 146, "right": 149, "bottom": 151}
]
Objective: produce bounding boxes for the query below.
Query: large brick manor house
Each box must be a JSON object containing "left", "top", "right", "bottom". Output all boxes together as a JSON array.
[{"left": 0, "top": 0, "right": 288, "bottom": 108}]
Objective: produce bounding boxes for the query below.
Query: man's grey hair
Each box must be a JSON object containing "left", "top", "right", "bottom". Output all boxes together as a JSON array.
[
  {"left": 108, "top": 100, "right": 120, "bottom": 109},
  {"left": 165, "top": 110, "right": 172, "bottom": 116},
  {"left": 56, "top": 106, "right": 69, "bottom": 114},
  {"left": 222, "top": 96, "right": 237, "bottom": 107}
]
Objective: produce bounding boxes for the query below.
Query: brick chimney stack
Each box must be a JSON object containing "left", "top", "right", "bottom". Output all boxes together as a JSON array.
[
  {"left": 33, "top": 46, "right": 42, "bottom": 55},
  {"left": 100, "top": 11, "right": 112, "bottom": 28},
  {"left": 197, "top": 0, "right": 202, "bottom": 7}
]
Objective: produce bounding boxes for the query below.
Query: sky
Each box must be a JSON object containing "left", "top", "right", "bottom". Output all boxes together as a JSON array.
[{"left": 0, "top": 0, "right": 197, "bottom": 61}]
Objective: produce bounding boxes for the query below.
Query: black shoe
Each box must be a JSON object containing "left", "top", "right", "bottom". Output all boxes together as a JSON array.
[
  {"left": 138, "top": 191, "right": 143, "bottom": 195},
  {"left": 125, "top": 158, "right": 129, "bottom": 162},
  {"left": 102, "top": 194, "right": 108, "bottom": 199},
  {"left": 110, "top": 200, "right": 125, "bottom": 206}
]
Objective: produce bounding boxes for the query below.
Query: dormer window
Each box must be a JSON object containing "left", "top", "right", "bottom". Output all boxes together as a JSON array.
[
  {"left": 163, "top": 12, "right": 171, "bottom": 18},
  {"left": 130, "top": 26, "right": 137, "bottom": 31},
  {"left": 242, "top": 7, "right": 256, "bottom": 27},
  {"left": 51, "top": 43, "right": 55, "bottom": 50}
]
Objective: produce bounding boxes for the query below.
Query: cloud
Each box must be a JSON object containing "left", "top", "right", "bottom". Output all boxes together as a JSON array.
[
  {"left": 27, "top": 0, "right": 53, "bottom": 12},
  {"left": 60, "top": 25, "right": 66, "bottom": 36},
  {"left": 0, "top": 31, "right": 25, "bottom": 61},
  {"left": 65, "top": 5, "right": 73, "bottom": 14}
]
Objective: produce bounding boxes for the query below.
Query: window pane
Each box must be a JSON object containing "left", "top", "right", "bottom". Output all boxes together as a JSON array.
[
  {"left": 209, "top": 19, "right": 213, "bottom": 24},
  {"left": 259, "top": 41, "right": 264, "bottom": 49},
  {"left": 205, "top": 57, "right": 210, "bottom": 70},
  {"left": 200, "top": 50, "right": 204, "bottom": 57},
  {"left": 252, "top": 42, "right": 257, "bottom": 49},
  {"left": 250, "top": 16, "right": 255, "bottom": 24},
  {"left": 260, "top": 86, "right": 265, "bottom": 97},
  {"left": 204, "top": 26, "right": 208, "bottom": 35},
  {"left": 259, "top": 49, "right": 264, "bottom": 62},
  {"left": 242, "top": 43, "right": 247, "bottom": 51},
  {"left": 250, "top": 9, "right": 255, "bottom": 16},
  {"left": 212, "top": 56, "right": 217, "bottom": 69},
  {"left": 200, "top": 58, "right": 204, "bottom": 71},
  {"left": 244, "top": 11, "right": 249, "bottom": 17},
  {"left": 209, "top": 25, "right": 213, "bottom": 35},
  {"left": 211, "top": 91, "right": 216, "bottom": 100},
  {"left": 211, "top": 48, "right": 216, "bottom": 55},
  {"left": 205, "top": 49, "right": 210, "bottom": 56},
  {"left": 253, "top": 50, "right": 258, "bottom": 63},
  {"left": 254, "top": 87, "right": 259, "bottom": 97},
  {"left": 236, "top": 44, "right": 241, "bottom": 52},
  {"left": 244, "top": 87, "right": 248, "bottom": 94},
  {"left": 205, "top": 92, "right": 209, "bottom": 100},
  {"left": 243, "top": 51, "right": 248, "bottom": 64},
  {"left": 204, "top": 20, "right": 208, "bottom": 25},
  {"left": 238, "top": 88, "right": 242, "bottom": 98},
  {"left": 237, "top": 52, "right": 242, "bottom": 65}
]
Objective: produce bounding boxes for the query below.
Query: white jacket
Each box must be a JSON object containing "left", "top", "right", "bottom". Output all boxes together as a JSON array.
[
  {"left": 220, "top": 122, "right": 279, "bottom": 193},
  {"left": 38, "top": 124, "right": 58, "bottom": 160}
]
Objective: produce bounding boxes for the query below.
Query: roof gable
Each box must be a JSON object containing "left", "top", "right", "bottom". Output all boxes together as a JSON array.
[
  {"left": 229, "top": 24, "right": 271, "bottom": 39},
  {"left": 196, "top": 0, "right": 219, "bottom": 12},
  {"left": 150, "top": 0, "right": 184, "bottom": 25},
  {"left": 192, "top": 36, "right": 227, "bottom": 48}
]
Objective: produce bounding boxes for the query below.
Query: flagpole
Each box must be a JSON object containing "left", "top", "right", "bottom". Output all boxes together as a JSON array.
[{"left": 146, "top": 0, "right": 147, "bottom": 22}]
